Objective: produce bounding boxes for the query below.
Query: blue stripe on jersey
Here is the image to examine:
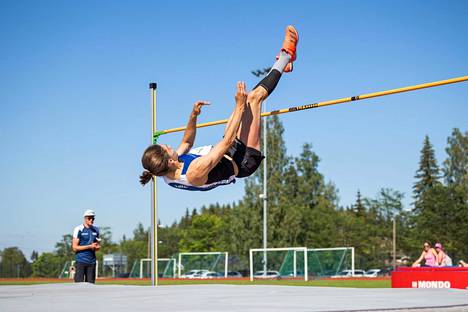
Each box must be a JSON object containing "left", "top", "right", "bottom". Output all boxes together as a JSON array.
[
  {"left": 179, "top": 154, "right": 200, "bottom": 174},
  {"left": 167, "top": 179, "right": 235, "bottom": 191}
]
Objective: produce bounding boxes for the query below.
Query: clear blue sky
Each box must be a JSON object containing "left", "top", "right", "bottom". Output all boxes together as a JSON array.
[{"left": 1, "top": 1, "right": 467, "bottom": 257}]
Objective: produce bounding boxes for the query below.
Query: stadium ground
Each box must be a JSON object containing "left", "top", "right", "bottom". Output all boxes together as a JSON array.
[
  {"left": 0, "top": 277, "right": 391, "bottom": 287},
  {"left": 1, "top": 279, "right": 467, "bottom": 312}
]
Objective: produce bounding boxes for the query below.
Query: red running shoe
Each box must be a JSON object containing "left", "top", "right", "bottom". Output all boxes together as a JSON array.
[{"left": 279, "top": 25, "right": 298, "bottom": 72}]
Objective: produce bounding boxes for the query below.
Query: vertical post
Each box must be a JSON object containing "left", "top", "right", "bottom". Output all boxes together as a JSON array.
[
  {"left": 293, "top": 250, "right": 297, "bottom": 277},
  {"left": 178, "top": 253, "right": 182, "bottom": 278},
  {"left": 262, "top": 101, "right": 268, "bottom": 275},
  {"left": 249, "top": 249, "right": 254, "bottom": 282},
  {"left": 225, "top": 252, "right": 229, "bottom": 278},
  {"left": 252, "top": 69, "right": 268, "bottom": 277},
  {"left": 149, "top": 82, "right": 158, "bottom": 286},
  {"left": 393, "top": 218, "right": 396, "bottom": 271},
  {"left": 304, "top": 248, "right": 308, "bottom": 282},
  {"left": 351, "top": 247, "right": 355, "bottom": 276}
]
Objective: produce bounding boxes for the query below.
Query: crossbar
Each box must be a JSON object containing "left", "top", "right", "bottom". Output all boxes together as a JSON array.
[{"left": 153, "top": 76, "right": 467, "bottom": 142}]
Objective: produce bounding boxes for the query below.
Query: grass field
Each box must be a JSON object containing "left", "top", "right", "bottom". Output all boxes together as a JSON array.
[{"left": 0, "top": 277, "right": 391, "bottom": 288}]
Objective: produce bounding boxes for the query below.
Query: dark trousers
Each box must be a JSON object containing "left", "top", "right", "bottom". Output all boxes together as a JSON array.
[{"left": 74, "top": 262, "right": 96, "bottom": 283}]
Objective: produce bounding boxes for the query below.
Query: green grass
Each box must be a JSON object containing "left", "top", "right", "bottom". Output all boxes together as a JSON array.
[{"left": 0, "top": 278, "right": 391, "bottom": 288}]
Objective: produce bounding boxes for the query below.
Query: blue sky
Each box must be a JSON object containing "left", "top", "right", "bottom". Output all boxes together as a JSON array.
[{"left": 0, "top": 0, "right": 467, "bottom": 256}]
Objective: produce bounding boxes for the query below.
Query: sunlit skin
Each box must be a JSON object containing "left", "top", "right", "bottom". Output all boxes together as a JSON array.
[{"left": 159, "top": 82, "right": 267, "bottom": 186}]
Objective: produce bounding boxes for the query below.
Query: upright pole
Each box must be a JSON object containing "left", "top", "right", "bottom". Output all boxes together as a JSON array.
[
  {"left": 149, "top": 82, "right": 158, "bottom": 286},
  {"left": 393, "top": 218, "right": 396, "bottom": 271},
  {"left": 252, "top": 69, "right": 268, "bottom": 276},
  {"left": 262, "top": 100, "right": 268, "bottom": 275}
]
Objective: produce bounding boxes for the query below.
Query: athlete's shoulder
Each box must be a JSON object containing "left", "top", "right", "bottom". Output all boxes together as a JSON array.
[{"left": 72, "top": 224, "right": 84, "bottom": 238}]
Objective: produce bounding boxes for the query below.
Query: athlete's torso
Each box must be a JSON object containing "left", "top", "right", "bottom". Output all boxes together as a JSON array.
[
  {"left": 163, "top": 145, "right": 236, "bottom": 191},
  {"left": 73, "top": 224, "right": 99, "bottom": 264}
]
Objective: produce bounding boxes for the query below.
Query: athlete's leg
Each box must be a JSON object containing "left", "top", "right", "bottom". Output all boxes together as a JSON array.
[
  {"left": 238, "top": 26, "right": 298, "bottom": 150},
  {"left": 74, "top": 262, "right": 85, "bottom": 283}
]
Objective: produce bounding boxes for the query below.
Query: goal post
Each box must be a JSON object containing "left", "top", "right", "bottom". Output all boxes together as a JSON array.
[
  {"left": 249, "top": 247, "right": 308, "bottom": 281},
  {"left": 178, "top": 252, "right": 229, "bottom": 278},
  {"left": 307, "top": 247, "right": 355, "bottom": 277},
  {"left": 129, "top": 258, "right": 177, "bottom": 278}
]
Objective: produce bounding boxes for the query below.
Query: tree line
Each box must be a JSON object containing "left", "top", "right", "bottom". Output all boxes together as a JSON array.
[{"left": 0, "top": 118, "right": 466, "bottom": 277}]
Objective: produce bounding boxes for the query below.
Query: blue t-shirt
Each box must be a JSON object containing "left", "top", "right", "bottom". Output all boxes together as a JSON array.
[{"left": 73, "top": 224, "right": 100, "bottom": 264}]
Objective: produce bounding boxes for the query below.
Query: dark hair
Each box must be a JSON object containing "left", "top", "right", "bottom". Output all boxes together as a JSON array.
[{"left": 140, "top": 144, "right": 170, "bottom": 185}]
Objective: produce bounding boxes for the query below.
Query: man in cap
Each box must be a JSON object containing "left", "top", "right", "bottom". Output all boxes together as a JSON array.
[{"left": 72, "top": 209, "right": 100, "bottom": 283}]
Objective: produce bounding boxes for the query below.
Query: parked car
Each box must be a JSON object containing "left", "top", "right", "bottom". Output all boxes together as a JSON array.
[
  {"left": 181, "top": 269, "right": 208, "bottom": 279},
  {"left": 331, "top": 269, "right": 366, "bottom": 278},
  {"left": 364, "top": 269, "right": 381, "bottom": 277},
  {"left": 253, "top": 270, "right": 280, "bottom": 279},
  {"left": 199, "top": 271, "right": 222, "bottom": 279},
  {"left": 227, "top": 271, "right": 243, "bottom": 278}
]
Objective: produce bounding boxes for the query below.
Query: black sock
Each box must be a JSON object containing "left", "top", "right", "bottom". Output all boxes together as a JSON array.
[{"left": 253, "top": 69, "right": 282, "bottom": 95}]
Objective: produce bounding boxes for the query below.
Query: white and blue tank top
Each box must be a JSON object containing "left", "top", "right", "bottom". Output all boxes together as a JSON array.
[{"left": 163, "top": 145, "right": 236, "bottom": 191}]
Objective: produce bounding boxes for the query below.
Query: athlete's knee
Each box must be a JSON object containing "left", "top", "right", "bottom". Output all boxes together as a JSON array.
[{"left": 247, "top": 88, "right": 266, "bottom": 105}]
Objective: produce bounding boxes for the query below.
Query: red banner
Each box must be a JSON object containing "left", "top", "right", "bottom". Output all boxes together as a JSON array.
[{"left": 392, "top": 267, "right": 468, "bottom": 289}]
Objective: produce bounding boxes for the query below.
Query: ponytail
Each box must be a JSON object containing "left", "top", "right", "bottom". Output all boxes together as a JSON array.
[{"left": 139, "top": 170, "right": 154, "bottom": 186}]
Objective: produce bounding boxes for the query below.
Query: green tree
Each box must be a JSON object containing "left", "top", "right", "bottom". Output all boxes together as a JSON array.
[
  {"left": 443, "top": 128, "right": 467, "bottom": 187},
  {"left": 55, "top": 234, "right": 74, "bottom": 260},
  {"left": 32, "top": 252, "right": 61, "bottom": 277},
  {"left": 0, "top": 247, "right": 32, "bottom": 278},
  {"left": 413, "top": 135, "right": 441, "bottom": 203},
  {"left": 179, "top": 213, "right": 223, "bottom": 251}
]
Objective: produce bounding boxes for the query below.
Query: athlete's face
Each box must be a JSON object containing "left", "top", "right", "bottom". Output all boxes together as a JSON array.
[
  {"left": 161, "top": 144, "right": 178, "bottom": 161},
  {"left": 84, "top": 216, "right": 95, "bottom": 227}
]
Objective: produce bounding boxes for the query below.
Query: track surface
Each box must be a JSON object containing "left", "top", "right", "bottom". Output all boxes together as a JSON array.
[{"left": 1, "top": 283, "right": 467, "bottom": 312}]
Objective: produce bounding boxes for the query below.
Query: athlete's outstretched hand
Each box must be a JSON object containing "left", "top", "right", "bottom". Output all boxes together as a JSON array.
[
  {"left": 235, "top": 81, "right": 247, "bottom": 106},
  {"left": 192, "top": 101, "right": 210, "bottom": 116}
]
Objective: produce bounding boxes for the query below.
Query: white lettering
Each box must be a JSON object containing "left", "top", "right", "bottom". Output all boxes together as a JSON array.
[{"left": 416, "top": 281, "right": 451, "bottom": 288}]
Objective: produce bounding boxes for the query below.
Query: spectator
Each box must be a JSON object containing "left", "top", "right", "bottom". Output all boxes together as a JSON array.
[
  {"left": 435, "top": 242, "right": 452, "bottom": 266},
  {"left": 412, "top": 242, "right": 437, "bottom": 267},
  {"left": 72, "top": 209, "right": 100, "bottom": 283},
  {"left": 459, "top": 260, "right": 467, "bottom": 267}
]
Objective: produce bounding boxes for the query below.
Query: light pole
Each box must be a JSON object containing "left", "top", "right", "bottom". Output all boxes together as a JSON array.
[{"left": 251, "top": 68, "right": 270, "bottom": 275}]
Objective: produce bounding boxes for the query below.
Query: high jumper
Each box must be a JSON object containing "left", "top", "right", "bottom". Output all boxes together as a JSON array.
[{"left": 140, "top": 26, "right": 299, "bottom": 191}]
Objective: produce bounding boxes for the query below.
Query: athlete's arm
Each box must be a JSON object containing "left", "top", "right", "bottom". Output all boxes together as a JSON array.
[
  {"left": 72, "top": 238, "right": 98, "bottom": 252},
  {"left": 176, "top": 101, "right": 210, "bottom": 155},
  {"left": 186, "top": 82, "right": 247, "bottom": 186}
]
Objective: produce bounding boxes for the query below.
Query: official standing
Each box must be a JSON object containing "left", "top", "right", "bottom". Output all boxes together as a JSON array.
[{"left": 72, "top": 209, "right": 100, "bottom": 283}]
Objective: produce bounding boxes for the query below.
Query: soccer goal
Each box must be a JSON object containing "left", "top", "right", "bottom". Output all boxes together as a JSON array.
[
  {"left": 249, "top": 247, "right": 355, "bottom": 281},
  {"left": 250, "top": 247, "right": 309, "bottom": 281},
  {"left": 178, "top": 252, "right": 228, "bottom": 278},
  {"left": 307, "top": 247, "right": 355, "bottom": 277},
  {"left": 129, "top": 258, "right": 177, "bottom": 278}
]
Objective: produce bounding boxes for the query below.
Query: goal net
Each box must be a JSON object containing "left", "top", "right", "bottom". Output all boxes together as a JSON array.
[
  {"left": 249, "top": 247, "right": 308, "bottom": 281},
  {"left": 129, "top": 258, "right": 177, "bottom": 278},
  {"left": 249, "top": 247, "right": 355, "bottom": 281},
  {"left": 307, "top": 247, "right": 355, "bottom": 278},
  {"left": 178, "top": 252, "right": 228, "bottom": 278}
]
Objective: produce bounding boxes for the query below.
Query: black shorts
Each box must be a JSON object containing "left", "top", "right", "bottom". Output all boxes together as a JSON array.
[
  {"left": 74, "top": 262, "right": 96, "bottom": 283},
  {"left": 226, "top": 138, "right": 265, "bottom": 178}
]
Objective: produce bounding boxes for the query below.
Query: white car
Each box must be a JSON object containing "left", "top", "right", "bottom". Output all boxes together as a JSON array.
[
  {"left": 253, "top": 270, "right": 280, "bottom": 279},
  {"left": 199, "top": 271, "right": 222, "bottom": 279},
  {"left": 364, "top": 269, "right": 381, "bottom": 277},
  {"left": 181, "top": 270, "right": 208, "bottom": 279},
  {"left": 331, "top": 269, "right": 365, "bottom": 278}
]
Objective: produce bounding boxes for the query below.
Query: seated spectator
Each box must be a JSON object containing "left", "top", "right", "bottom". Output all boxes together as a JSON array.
[
  {"left": 459, "top": 260, "right": 468, "bottom": 267},
  {"left": 412, "top": 241, "right": 438, "bottom": 267},
  {"left": 435, "top": 242, "right": 452, "bottom": 266}
]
